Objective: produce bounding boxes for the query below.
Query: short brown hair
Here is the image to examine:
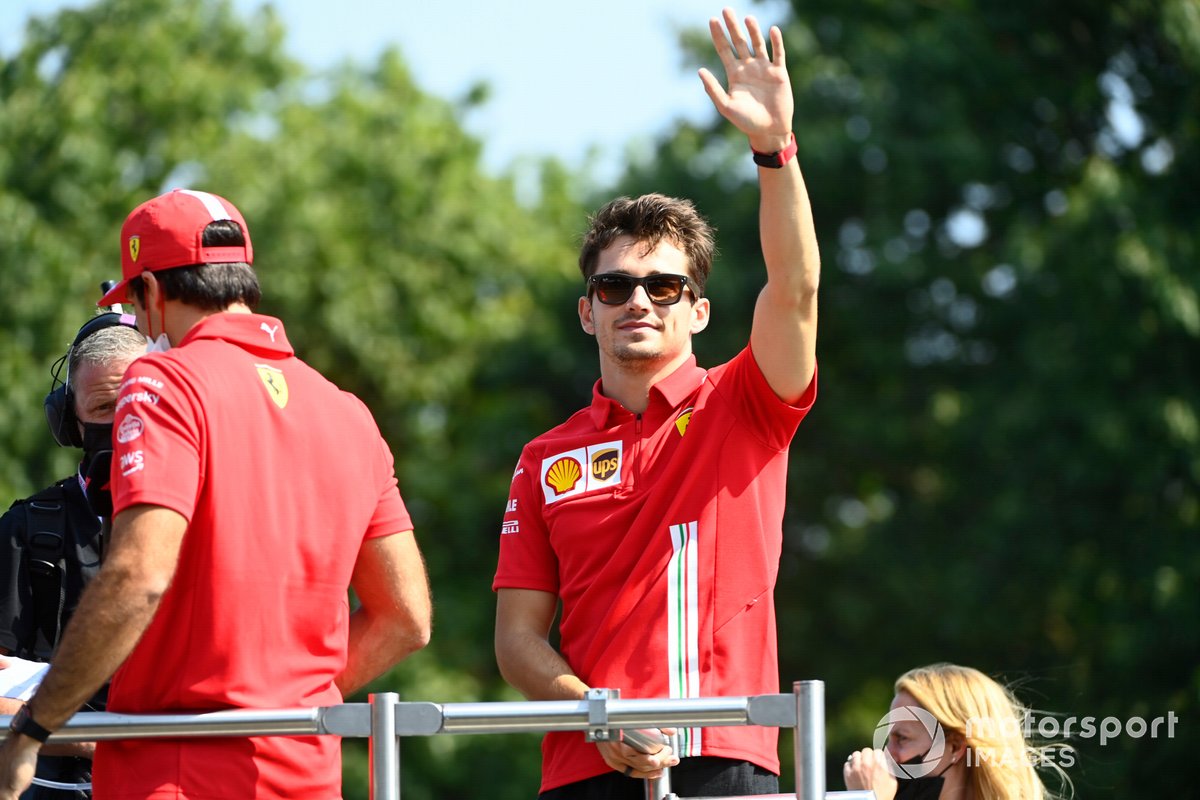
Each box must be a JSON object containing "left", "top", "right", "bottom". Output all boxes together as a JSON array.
[{"left": 578, "top": 194, "right": 715, "bottom": 296}]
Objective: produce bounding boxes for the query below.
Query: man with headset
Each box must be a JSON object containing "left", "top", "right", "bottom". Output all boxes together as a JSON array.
[{"left": 0, "top": 311, "right": 145, "bottom": 798}]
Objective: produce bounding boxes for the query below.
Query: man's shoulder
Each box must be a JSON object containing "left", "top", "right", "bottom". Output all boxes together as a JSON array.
[
  {"left": 523, "top": 406, "right": 596, "bottom": 452},
  {"left": 4, "top": 477, "right": 75, "bottom": 509},
  {"left": 1, "top": 477, "right": 76, "bottom": 530}
]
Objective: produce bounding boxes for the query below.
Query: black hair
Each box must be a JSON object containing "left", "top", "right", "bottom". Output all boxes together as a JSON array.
[{"left": 127, "top": 220, "right": 261, "bottom": 310}]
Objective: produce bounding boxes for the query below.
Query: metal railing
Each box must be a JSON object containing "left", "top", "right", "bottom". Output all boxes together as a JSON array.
[{"left": 10, "top": 680, "right": 874, "bottom": 800}]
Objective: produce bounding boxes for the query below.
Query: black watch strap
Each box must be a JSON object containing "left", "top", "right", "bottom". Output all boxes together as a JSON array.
[
  {"left": 9, "top": 705, "right": 52, "bottom": 743},
  {"left": 751, "top": 133, "right": 798, "bottom": 168}
]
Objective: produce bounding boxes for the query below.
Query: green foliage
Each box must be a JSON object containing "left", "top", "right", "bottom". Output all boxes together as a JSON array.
[
  {"left": 616, "top": 0, "right": 1197, "bottom": 794},
  {"left": 1, "top": 1, "right": 582, "bottom": 796},
  {"left": 2, "top": 0, "right": 1194, "bottom": 797},
  {"left": 0, "top": 0, "right": 293, "bottom": 495}
]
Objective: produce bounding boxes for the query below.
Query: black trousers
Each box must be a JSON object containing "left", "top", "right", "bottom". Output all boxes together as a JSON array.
[{"left": 539, "top": 757, "right": 779, "bottom": 800}]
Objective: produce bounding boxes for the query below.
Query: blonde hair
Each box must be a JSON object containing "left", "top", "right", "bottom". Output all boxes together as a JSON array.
[{"left": 896, "top": 664, "right": 1069, "bottom": 800}]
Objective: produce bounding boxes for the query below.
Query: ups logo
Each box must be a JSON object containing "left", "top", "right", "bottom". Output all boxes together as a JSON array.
[{"left": 591, "top": 449, "right": 619, "bottom": 481}]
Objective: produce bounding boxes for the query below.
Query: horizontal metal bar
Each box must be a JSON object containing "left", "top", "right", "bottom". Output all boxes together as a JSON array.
[
  {"left": 4, "top": 693, "right": 801, "bottom": 743},
  {"left": 5, "top": 708, "right": 324, "bottom": 744},
  {"left": 686, "top": 795, "right": 875, "bottom": 800},
  {"left": 432, "top": 696, "right": 794, "bottom": 736}
]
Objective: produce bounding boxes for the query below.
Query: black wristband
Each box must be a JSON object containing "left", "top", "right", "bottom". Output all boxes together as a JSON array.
[
  {"left": 751, "top": 133, "right": 798, "bottom": 168},
  {"left": 9, "top": 705, "right": 52, "bottom": 743}
]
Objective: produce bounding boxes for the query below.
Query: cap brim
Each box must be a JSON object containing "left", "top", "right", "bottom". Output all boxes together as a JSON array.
[{"left": 98, "top": 280, "right": 129, "bottom": 307}]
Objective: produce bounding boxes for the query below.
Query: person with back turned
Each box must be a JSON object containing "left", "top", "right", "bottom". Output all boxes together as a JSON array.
[{"left": 0, "top": 188, "right": 433, "bottom": 799}]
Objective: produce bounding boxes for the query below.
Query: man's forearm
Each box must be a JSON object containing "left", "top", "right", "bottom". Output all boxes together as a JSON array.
[
  {"left": 496, "top": 631, "right": 588, "bottom": 702},
  {"left": 337, "top": 607, "right": 431, "bottom": 697},
  {"left": 27, "top": 565, "right": 164, "bottom": 730},
  {"left": 758, "top": 158, "right": 820, "bottom": 298}
]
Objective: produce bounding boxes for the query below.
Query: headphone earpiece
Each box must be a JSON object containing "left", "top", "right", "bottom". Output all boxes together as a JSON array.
[
  {"left": 43, "top": 312, "right": 138, "bottom": 448},
  {"left": 44, "top": 382, "right": 77, "bottom": 448}
]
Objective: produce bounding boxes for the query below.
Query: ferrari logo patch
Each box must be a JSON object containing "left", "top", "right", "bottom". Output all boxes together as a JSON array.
[
  {"left": 675, "top": 408, "right": 694, "bottom": 437},
  {"left": 128, "top": 235, "right": 141, "bottom": 262},
  {"left": 256, "top": 364, "right": 288, "bottom": 409}
]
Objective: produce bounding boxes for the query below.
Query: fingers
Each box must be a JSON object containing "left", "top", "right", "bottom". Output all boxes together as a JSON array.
[
  {"left": 708, "top": 16, "right": 735, "bottom": 64},
  {"left": 722, "top": 8, "right": 753, "bottom": 59},
  {"left": 744, "top": 15, "right": 767, "bottom": 58},
  {"left": 769, "top": 24, "right": 786, "bottom": 66},
  {"left": 597, "top": 739, "right": 679, "bottom": 780},
  {"left": 697, "top": 67, "right": 729, "bottom": 109},
  {"left": 710, "top": 9, "right": 776, "bottom": 62}
]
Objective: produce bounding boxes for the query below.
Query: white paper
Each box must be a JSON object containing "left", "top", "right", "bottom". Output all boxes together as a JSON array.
[{"left": 0, "top": 656, "right": 50, "bottom": 700}]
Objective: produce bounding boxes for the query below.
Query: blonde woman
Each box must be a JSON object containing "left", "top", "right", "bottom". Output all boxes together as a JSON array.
[{"left": 843, "top": 663, "right": 1065, "bottom": 800}]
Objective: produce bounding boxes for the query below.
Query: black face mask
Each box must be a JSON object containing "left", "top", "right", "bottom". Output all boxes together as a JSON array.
[
  {"left": 79, "top": 421, "right": 115, "bottom": 518},
  {"left": 895, "top": 774, "right": 944, "bottom": 800},
  {"left": 80, "top": 421, "right": 114, "bottom": 468},
  {"left": 894, "top": 749, "right": 951, "bottom": 800}
]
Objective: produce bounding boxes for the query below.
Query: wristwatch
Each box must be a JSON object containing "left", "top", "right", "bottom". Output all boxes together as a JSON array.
[
  {"left": 751, "top": 133, "right": 798, "bottom": 168},
  {"left": 8, "top": 705, "right": 52, "bottom": 743}
]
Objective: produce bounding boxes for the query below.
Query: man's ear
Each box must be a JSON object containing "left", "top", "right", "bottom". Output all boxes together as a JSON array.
[
  {"left": 579, "top": 295, "right": 596, "bottom": 335},
  {"left": 690, "top": 297, "right": 711, "bottom": 335},
  {"left": 140, "top": 271, "right": 159, "bottom": 305}
]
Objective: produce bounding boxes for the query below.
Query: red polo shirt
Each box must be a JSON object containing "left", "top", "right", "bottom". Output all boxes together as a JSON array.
[
  {"left": 101, "top": 312, "right": 411, "bottom": 799},
  {"left": 494, "top": 346, "right": 815, "bottom": 792}
]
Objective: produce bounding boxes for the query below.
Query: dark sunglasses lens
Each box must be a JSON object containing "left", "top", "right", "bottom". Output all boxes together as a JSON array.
[
  {"left": 593, "top": 275, "right": 635, "bottom": 304},
  {"left": 645, "top": 276, "right": 686, "bottom": 303}
]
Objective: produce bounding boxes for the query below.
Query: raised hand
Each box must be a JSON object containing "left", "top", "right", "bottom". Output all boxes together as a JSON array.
[{"left": 698, "top": 7, "right": 794, "bottom": 151}]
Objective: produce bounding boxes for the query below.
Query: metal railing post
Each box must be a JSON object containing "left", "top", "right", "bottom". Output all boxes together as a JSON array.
[
  {"left": 792, "top": 680, "right": 824, "bottom": 800},
  {"left": 369, "top": 692, "right": 400, "bottom": 800},
  {"left": 644, "top": 729, "right": 679, "bottom": 800}
]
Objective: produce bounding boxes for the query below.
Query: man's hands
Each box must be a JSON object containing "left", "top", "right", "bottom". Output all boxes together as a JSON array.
[
  {"left": 596, "top": 728, "right": 679, "bottom": 780},
  {"left": 0, "top": 733, "right": 39, "bottom": 800},
  {"left": 699, "top": 7, "right": 794, "bottom": 154}
]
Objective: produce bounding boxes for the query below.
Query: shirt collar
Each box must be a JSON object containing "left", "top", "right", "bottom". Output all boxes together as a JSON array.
[
  {"left": 177, "top": 312, "right": 294, "bottom": 358},
  {"left": 588, "top": 355, "right": 707, "bottom": 428}
]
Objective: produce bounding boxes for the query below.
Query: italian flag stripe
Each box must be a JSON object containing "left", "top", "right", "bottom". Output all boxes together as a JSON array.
[{"left": 667, "top": 521, "right": 701, "bottom": 757}]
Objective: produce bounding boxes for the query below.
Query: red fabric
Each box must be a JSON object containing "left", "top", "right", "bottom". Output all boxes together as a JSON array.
[
  {"left": 100, "top": 313, "right": 411, "bottom": 799},
  {"left": 494, "top": 347, "right": 815, "bottom": 792}
]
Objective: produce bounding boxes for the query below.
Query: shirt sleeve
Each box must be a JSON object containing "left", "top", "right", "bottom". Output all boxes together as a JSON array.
[
  {"left": 492, "top": 447, "right": 558, "bottom": 593},
  {"left": 362, "top": 417, "right": 413, "bottom": 540},
  {"left": 718, "top": 345, "right": 817, "bottom": 451},
  {"left": 110, "top": 357, "right": 203, "bottom": 522}
]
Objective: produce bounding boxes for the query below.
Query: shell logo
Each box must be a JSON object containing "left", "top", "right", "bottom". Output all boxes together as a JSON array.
[{"left": 545, "top": 457, "right": 583, "bottom": 495}]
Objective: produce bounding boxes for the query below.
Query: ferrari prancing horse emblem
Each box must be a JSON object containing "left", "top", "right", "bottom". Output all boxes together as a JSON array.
[{"left": 256, "top": 364, "right": 288, "bottom": 409}]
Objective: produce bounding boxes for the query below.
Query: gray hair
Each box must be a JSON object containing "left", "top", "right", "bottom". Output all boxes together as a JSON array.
[{"left": 68, "top": 324, "right": 146, "bottom": 389}]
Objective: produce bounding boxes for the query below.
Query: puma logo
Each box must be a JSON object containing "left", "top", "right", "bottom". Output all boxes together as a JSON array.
[{"left": 260, "top": 322, "right": 279, "bottom": 342}]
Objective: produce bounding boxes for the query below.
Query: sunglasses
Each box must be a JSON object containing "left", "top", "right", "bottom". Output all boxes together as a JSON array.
[{"left": 587, "top": 273, "right": 695, "bottom": 306}]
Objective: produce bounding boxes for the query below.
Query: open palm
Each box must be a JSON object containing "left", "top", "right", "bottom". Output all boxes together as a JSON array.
[{"left": 699, "top": 8, "right": 794, "bottom": 143}]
